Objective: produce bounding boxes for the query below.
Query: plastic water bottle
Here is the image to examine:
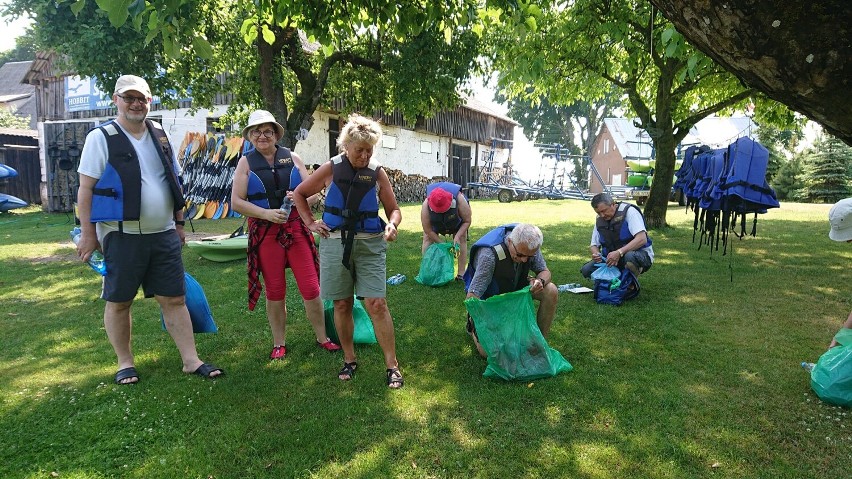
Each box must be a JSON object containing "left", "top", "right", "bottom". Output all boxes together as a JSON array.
[
  {"left": 801, "top": 362, "right": 815, "bottom": 372},
  {"left": 557, "top": 283, "right": 581, "bottom": 293},
  {"left": 387, "top": 274, "right": 406, "bottom": 285},
  {"left": 280, "top": 196, "right": 293, "bottom": 219},
  {"left": 70, "top": 227, "right": 107, "bottom": 276}
]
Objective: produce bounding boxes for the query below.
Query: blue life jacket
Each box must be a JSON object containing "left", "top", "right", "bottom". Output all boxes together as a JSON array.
[
  {"left": 463, "top": 224, "right": 530, "bottom": 300},
  {"left": 245, "top": 146, "right": 301, "bottom": 210},
  {"left": 426, "top": 181, "right": 463, "bottom": 234},
  {"left": 90, "top": 119, "right": 184, "bottom": 226},
  {"left": 322, "top": 155, "right": 384, "bottom": 233},
  {"left": 322, "top": 155, "right": 386, "bottom": 270},
  {"left": 595, "top": 202, "right": 652, "bottom": 256}
]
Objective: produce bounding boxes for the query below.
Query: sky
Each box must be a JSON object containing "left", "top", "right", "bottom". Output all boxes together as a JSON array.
[{"left": 0, "top": 11, "right": 31, "bottom": 51}]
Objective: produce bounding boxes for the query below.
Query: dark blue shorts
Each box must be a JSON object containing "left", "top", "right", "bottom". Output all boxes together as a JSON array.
[{"left": 101, "top": 230, "right": 185, "bottom": 302}]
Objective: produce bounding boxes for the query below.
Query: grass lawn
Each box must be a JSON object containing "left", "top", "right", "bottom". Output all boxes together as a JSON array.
[{"left": 0, "top": 199, "right": 850, "bottom": 478}]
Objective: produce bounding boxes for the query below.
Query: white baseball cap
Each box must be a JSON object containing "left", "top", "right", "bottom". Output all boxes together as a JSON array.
[
  {"left": 113, "top": 75, "right": 152, "bottom": 99},
  {"left": 241, "top": 109, "right": 285, "bottom": 141},
  {"left": 829, "top": 198, "right": 852, "bottom": 242}
]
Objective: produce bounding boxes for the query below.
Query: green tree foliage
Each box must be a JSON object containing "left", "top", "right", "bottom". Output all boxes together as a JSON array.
[
  {"left": 798, "top": 135, "right": 852, "bottom": 203},
  {"left": 0, "top": 107, "right": 31, "bottom": 129},
  {"left": 757, "top": 124, "right": 805, "bottom": 184},
  {"left": 0, "top": 28, "right": 36, "bottom": 67},
  {"left": 487, "top": 0, "right": 796, "bottom": 227},
  {"left": 6, "top": 0, "right": 533, "bottom": 148},
  {"left": 771, "top": 155, "right": 804, "bottom": 201}
]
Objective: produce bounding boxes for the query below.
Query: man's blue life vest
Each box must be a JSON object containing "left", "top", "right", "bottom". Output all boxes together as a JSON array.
[
  {"left": 245, "top": 146, "right": 301, "bottom": 210},
  {"left": 463, "top": 223, "right": 530, "bottom": 300},
  {"left": 90, "top": 119, "right": 184, "bottom": 224},
  {"left": 426, "top": 181, "right": 463, "bottom": 234},
  {"left": 595, "top": 202, "right": 652, "bottom": 256}
]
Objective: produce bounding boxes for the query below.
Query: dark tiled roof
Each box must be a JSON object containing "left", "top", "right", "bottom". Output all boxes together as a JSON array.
[{"left": 0, "top": 61, "right": 35, "bottom": 95}]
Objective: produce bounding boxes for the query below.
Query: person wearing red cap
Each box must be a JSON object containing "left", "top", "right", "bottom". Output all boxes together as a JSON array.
[{"left": 421, "top": 182, "right": 472, "bottom": 280}]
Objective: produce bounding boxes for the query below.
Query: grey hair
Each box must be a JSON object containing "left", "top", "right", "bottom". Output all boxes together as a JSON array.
[
  {"left": 508, "top": 223, "right": 543, "bottom": 251},
  {"left": 337, "top": 114, "right": 383, "bottom": 151},
  {"left": 591, "top": 192, "right": 614, "bottom": 209}
]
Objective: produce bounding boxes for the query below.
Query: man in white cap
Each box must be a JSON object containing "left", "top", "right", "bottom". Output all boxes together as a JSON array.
[
  {"left": 76, "top": 74, "right": 223, "bottom": 384},
  {"left": 420, "top": 181, "right": 472, "bottom": 280},
  {"left": 828, "top": 198, "right": 852, "bottom": 348}
]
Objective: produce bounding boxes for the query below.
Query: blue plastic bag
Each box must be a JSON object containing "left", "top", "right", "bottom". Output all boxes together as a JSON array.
[
  {"left": 590, "top": 263, "right": 620, "bottom": 281},
  {"left": 811, "top": 328, "right": 852, "bottom": 407},
  {"left": 464, "top": 287, "right": 573, "bottom": 381},
  {"left": 160, "top": 272, "right": 218, "bottom": 333}
]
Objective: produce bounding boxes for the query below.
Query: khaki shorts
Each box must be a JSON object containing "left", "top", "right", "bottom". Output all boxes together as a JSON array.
[{"left": 319, "top": 235, "right": 387, "bottom": 300}]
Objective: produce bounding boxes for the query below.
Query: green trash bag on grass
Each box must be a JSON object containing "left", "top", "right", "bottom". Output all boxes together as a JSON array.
[
  {"left": 323, "top": 297, "right": 377, "bottom": 344},
  {"left": 415, "top": 242, "right": 458, "bottom": 286},
  {"left": 811, "top": 328, "right": 852, "bottom": 407},
  {"left": 464, "top": 287, "right": 573, "bottom": 381}
]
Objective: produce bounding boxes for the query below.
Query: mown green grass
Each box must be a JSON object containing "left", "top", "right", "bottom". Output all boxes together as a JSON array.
[{"left": 1, "top": 200, "right": 850, "bottom": 478}]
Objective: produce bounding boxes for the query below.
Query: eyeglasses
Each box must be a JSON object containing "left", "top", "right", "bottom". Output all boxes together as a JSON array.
[
  {"left": 117, "top": 95, "right": 149, "bottom": 105},
  {"left": 508, "top": 239, "right": 536, "bottom": 259},
  {"left": 250, "top": 129, "right": 276, "bottom": 139}
]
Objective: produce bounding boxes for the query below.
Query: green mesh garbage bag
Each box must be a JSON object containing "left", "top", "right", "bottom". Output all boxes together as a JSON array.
[
  {"left": 323, "top": 297, "right": 378, "bottom": 344},
  {"left": 464, "top": 287, "right": 573, "bottom": 381},
  {"left": 415, "top": 242, "right": 458, "bottom": 286},
  {"left": 811, "top": 328, "right": 852, "bottom": 407}
]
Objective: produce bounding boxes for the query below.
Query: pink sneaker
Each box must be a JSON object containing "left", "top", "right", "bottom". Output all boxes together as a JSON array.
[
  {"left": 317, "top": 339, "right": 341, "bottom": 352},
  {"left": 269, "top": 345, "right": 286, "bottom": 360}
]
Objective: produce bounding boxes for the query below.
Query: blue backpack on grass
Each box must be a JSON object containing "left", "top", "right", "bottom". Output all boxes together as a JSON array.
[{"left": 592, "top": 266, "right": 640, "bottom": 306}]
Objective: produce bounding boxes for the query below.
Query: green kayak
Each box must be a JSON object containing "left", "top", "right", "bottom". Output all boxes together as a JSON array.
[{"left": 186, "top": 234, "right": 248, "bottom": 262}]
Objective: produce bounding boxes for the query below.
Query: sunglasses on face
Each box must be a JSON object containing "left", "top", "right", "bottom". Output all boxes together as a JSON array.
[
  {"left": 117, "top": 95, "right": 149, "bottom": 105},
  {"left": 508, "top": 239, "right": 536, "bottom": 258}
]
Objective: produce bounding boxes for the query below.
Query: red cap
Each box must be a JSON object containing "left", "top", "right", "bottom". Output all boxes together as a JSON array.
[{"left": 428, "top": 188, "right": 453, "bottom": 213}]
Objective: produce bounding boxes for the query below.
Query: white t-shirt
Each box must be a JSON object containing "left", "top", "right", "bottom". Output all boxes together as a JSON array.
[
  {"left": 78, "top": 121, "right": 180, "bottom": 238},
  {"left": 590, "top": 203, "right": 654, "bottom": 262}
]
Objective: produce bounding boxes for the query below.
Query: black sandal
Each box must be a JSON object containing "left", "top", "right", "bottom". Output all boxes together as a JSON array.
[
  {"left": 386, "top": 367, "right": 404, "bottom": 389},
  {"left": 338, "top": 361, "right": 357, "bottom": 381}
]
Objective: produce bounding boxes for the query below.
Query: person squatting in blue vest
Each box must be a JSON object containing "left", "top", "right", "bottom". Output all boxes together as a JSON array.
[
  {"left": 76, "top": 74, "right": 223, "bottom": 385},
  {"left": 463, "top": 223, "right": 558, "bottom": 358},
  {"left": 294, "top": 114, "right": 404, "bottom": 389},
  {"left": 580, "top": 193, "right": 654, "bottom": 280},
  {"left": 230, "top": 109, "right": 341, "bottom": 361},
  {"left": 421, "top": 182, "right": 472, "bottom": 280}
]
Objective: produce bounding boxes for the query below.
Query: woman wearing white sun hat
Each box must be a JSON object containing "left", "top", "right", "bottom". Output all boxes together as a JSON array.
[{"left": 230, "top": 109, "right": 341, "bottom": 361}]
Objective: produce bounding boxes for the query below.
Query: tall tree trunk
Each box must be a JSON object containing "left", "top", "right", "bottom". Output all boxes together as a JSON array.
[
  {"left": 256, "top": 25, "right": 291, "bottom": 148},
  {"left": 643, "top": 133, "right": 678, "bottom": 228}
]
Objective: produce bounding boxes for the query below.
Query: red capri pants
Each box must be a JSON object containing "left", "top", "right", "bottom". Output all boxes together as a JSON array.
[{"left": 256, "top": 221, "right": 320, "bottom": 301}]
